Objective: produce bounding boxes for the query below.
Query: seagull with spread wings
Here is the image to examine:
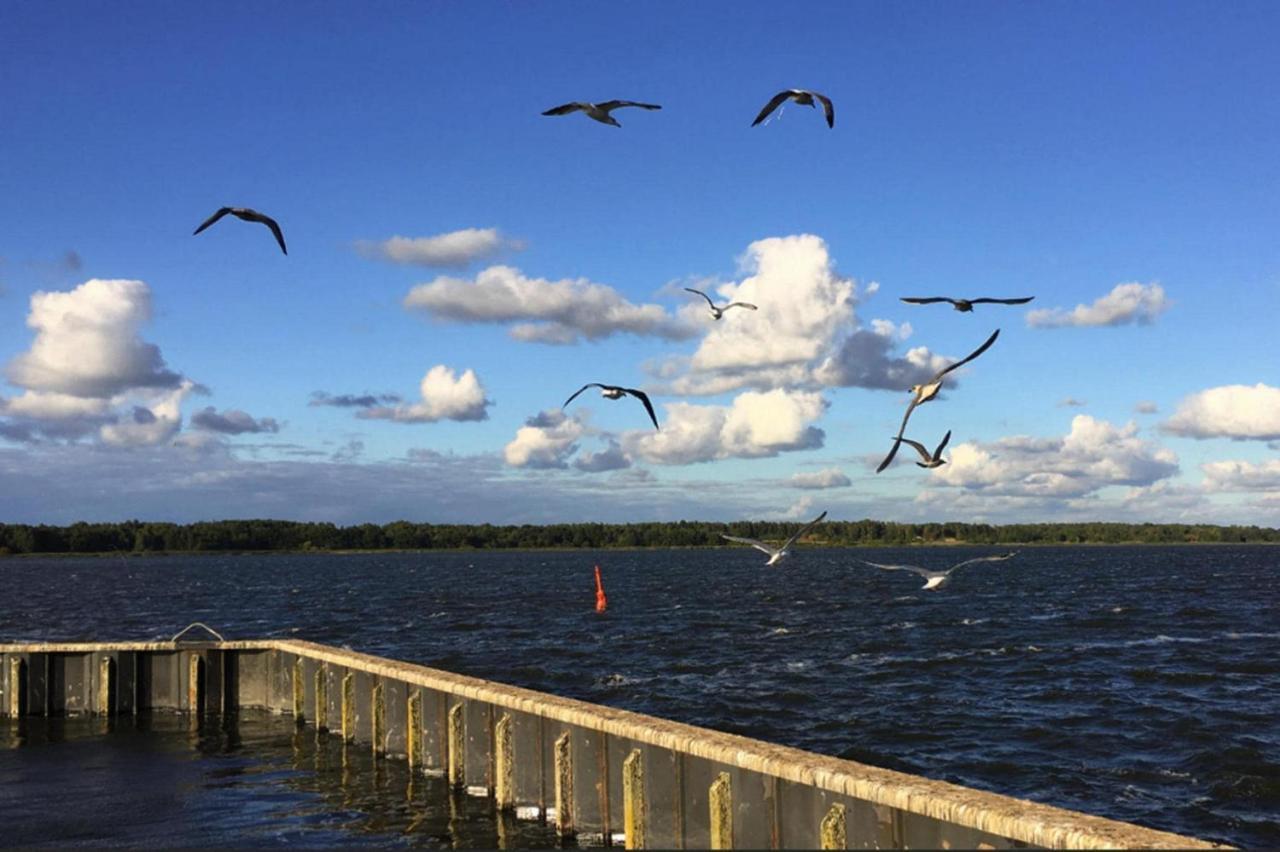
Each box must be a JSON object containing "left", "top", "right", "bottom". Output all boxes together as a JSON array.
[
  {"left": 899, "top": 296, "right": 1034, "bottom": 313},
  {"left": 720, "top": 510, "right": 828, "bottom": 566},
  {"left": 563, "top": 383, "right": 659, "bottom": 430},
  {"left": 860, "top": 552, "right": 1020, "bottom": 591},
  {"left": 192, "top": 207, "right": 288, "bottom": 255},
  {"left": 751, "top": 89, "right": 834, "bottom": 128},
  {"left": 683, "top": 287, "right": 757, "bottom": 320},
  {"left": 875, "top": 329, "right": 999, "bottom": 474},
  {"left": 893, "top": 430, "right": 952, "bottom": 470},
  {"left": 541, "top": 100, "right": 662, "bottom": 127}
]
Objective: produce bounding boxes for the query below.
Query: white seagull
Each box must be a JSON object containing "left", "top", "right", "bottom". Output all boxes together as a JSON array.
[
  {"left": 541, "top": 100, "right": 662, "bottom": 127},
  {"left": 900, "top": 296, "right": 1034, "bottom": 313},
  {"left": 752, "top": 89, "right": 835, "bottom": 128},
  {"left": 683, "top": 287, "right": 758, "bottom": 320},
  {"left": 193, "top": 207, "right": 288, "bottom": 255},
  {"left": 893, "top": 430, "right": 952, "bottom": 469},
  {"left": 720, "top": 510, "right": 828, "bottom": 566},
  {"left": 563, "top": 383, "right": 659, "bottom": 430},
  {"left": 860, "top": 552, "right": 1020, "bottom": 591},
  {"left": 876, "top": 329, "right": 999, "bottom": 474}
]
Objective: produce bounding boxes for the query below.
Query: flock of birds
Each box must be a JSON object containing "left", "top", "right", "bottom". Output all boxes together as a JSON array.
[{"left": 187, "top": 87, "right": 1038, "bottom": 590}]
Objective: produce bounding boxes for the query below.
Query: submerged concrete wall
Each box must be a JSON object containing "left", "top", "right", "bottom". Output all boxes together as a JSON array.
[{"left": 0, "top": 639, "right": 1223, "bottom": 850}]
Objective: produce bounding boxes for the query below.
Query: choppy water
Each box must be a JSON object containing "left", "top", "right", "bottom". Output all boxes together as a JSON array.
[{"left": 1, "top": 546, "right": 1276, "bottom": 847}]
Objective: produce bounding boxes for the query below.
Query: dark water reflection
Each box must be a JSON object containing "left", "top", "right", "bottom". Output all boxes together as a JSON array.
[{"left": 0, "top": 545, "right": 1276, "bottom": 847}]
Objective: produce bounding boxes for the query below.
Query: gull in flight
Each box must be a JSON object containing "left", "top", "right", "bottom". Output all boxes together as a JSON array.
[
  {"left": 751, "top": 89, "right": 835, "bottom": 128},
  {"left": 564, "top": 383, "right": 659, "bottom": 430},
  {"left": 541, "top": 100, "right": 662, "bottom": 127},
  {"left": 192, "top": 207, "right": 288, "bottom": 255},
  {"left": 684, "top": 287, "right": 758, "bottom": 320},
  {"left": 860, "top": 552, "right": 1020, "bottom": 591},
  {"left": 721, "top": 510, "right": 828, "bottom": 566},
  {"left": 893, "top": 430, "right": 952, "bottom": 469},
  {"left": 876, "top": 329, "right": 999, "bottom": 474},
  {"left": 900, "top": 296, "right": 1034, "bottom": 313}
]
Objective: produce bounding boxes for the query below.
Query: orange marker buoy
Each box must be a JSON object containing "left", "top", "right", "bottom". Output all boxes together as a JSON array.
[{"left": 594, "top": 565, "right": 608, "bottom": 612}]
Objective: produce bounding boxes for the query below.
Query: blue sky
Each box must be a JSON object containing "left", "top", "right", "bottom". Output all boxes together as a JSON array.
[{"left": 2, "top": 1, "right": 1278, "bottom": 525}]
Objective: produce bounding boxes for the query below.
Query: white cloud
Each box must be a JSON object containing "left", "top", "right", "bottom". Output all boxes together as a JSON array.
[
  {"left": 100, "top": 381, "right": 196, "bottom": 447},
  {"left": 504, "top": 409, "right": 588, "bottom": 469},
  {"left": 1, "top": 390, "right": 110, "bottom": 420},
  {"left": 623, "top": 389, "right": 827, "bottom": 465},
  {"left": 573, "top": 440, "right": 631, "bottom": 473},
  {"left": 1026, "top": 282, "right": 1168, "bottom": 328},
  {"left": 192, "top": 407, "right": 281, "bottom": 435},
  {"left": 657, "top": 235, "right": 946, "bottom": 395},
  {"left": 928, "top": 415, "right": 1179, "bottom": 498},
  {"left": 359, "top": 365, "right": 491, "bottom": 424},
  {"left": 5, "top": 278, "right": 181, "bottom": 398},
  {"left": 355, "top": 228, "right": 524, "bottom": 268},
  {"left": 1201, "top": 459, "right": 1280, "bottom": 492},
  {"left": 790, "top": 467, "right": 852, "bottom": 489},
  {"left": 404, "top": 265, "right": 696, "bottom": 345},
  {"left": 1163, "top": 383, "right": 1280, "bottom": 441}
]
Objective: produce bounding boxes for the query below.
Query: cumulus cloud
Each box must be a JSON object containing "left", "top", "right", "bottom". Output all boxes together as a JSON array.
[
  {"left": 404, "top": 265, "right": 695, "bottom": 345},
  {"left": 100, "top": 381, "right": 196, "bottom": 447},
  {"left": 623, "top": 389, "right": 827, "bottom": 465},
  {"left": 1201, "top": 459, "right": 1280, "bottom": 492},
  {"left": 656, "top": 235, "right": 946, "bottom": 396},
  {"left": 1026, "top": 282, "right": 1168, "bottom": 329},
  {"left": 359, "top": 365, "right": 491, "bottom": 424},
  {"left": 573, "top": 440, "right": 631, "bottom": 473},
  {"left": 192, "top": 406, "right": 281, "bottom": 435},
  {"left": 790, "top": 467, "right": 852, "bottom": 489},
  {"left": 355, "top": 228, "right": 524, "bottom": 268},
  {"left": 5, "top": 278, "right": 182, "bottom": 398},
  {"left": 1162, "top": 384, "right": 1280, "bottom": 441},
  {"left": 1135, "top": 400, "right": 1159, "bottom": 414},
  {"left": 927, "top": 415, "right": 1179, "bottom": 498},
  {"left": 309, "top": 391, "right": 403, "bottom": 409},
  {"left": 504, "top": 409, "right": 587, "bottom": 469}
]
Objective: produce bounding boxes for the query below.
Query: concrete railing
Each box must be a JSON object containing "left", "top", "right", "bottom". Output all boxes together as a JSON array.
[{"left": 0, "top": 639, "right": 1224, "bottom": 849}]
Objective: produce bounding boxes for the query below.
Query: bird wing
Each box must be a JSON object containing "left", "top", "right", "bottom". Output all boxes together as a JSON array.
[
  {"left": 945, "top": 551, "right": 1019, "bottom": 574},
  {"left": 244, "top": 210, "right": 288, "bottom": 255},
  {"left": 684, "top": 287, "right": 715, "bottom": 308},
  {"left": 563, "top": 383, "right": 603, "bottom": 408},
  {"left": 876, "top": 399, "right": 919, "bottom": 473},
  {"left": 860, "top": 559, "right": 930, "bottom": 578},
  {"left": 599, "top": 100, "right": 661, "bottom": 111},
  {"left": 935, "top": 328, "right": 1000, "bottom": 380},
  {"left": 623, "top": 388, "right": 660, "bottom": 430},
  {"left": 897, "top": 437, "right": 933, "bottom": 464},
  {"left": 721, "top": 534, "right": 776, "bottom": 556},
  {"left": 899, "top": 297, "right": 951, "bottom": 305},
  {"left": 933, "top": 429, "right": 952, "bottom": 460},
  {"left": 968, "top": 297, "right": 1035, "bottom": 305},
  {"left": 781, "top": 510, "right": 828, "bottom": 551},
  {"left": 751, "top": 91, "right": 793, "bottom": 126},
  {"left": 812, "top": 92, "right": 835, "bottom": 127},
  {"left": 542, "top": 103, "right": 586, "bottom": 116},
  {"left": 724, "top": 302, "right": 758, "bottom": 311},
  {"left": 192, "top": 207, "right": 232, "bottom": 235}
]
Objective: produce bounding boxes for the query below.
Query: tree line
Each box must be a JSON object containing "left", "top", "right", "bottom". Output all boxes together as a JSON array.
[{"left": 0, "top": 518, "right": 1277, "bottom": 556}]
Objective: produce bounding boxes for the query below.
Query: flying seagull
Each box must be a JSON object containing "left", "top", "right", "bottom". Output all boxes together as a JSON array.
[
  {"left": 192, "top": 207, "right": 288, "bottom": 255},
  {"left": 541, "top": 100, "right": 662, "bottom": 127},
  {"left": 893, "top": 430, "right": 952, "bottom": 469},
  {"left": 684, "top": 287, "right": 758, "bottom": 320},
  {"left": 751, "top": 89, "right": 834, "bottom": 128},
  {"left": 900, "top": 296, "right": 1034, "bottom": 313},
  {"left": 564, "top": 383, "right": 659, "bottom": 430},
  {"left": 860, "top": 552, "right": 1020, "bottom": 591},
  {"left": 875, "top": 329, "right": 999, "bottom": 474},
  {"left": 721, "top": 510, "right": 828, "bottom": 566}
]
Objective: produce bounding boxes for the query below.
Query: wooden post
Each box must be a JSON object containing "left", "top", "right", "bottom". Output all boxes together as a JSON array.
[
  {"left": 292, "top": 657, "right": 305, "bottom": 724},
  {"left": 371, "top": 682, "right": 386, "bottom": 756},
  {"left": 447, "top": 703, "right": 465, "bottom": 788},
  {"left": 554, "top": 731, "right": 574, "bottom": 837},
  {"left": 97, "top": 656, "right": 114, "bottom": 716},
  {"left": 623, "top": 748, "right": 646, "bottom": 849},
  {"left": 7, "top": 658, "right": 24, "bottom": 717},
  {"left": 494, "top": 713, "right": 514, "bottom": 810},
  {"left": 314, "top": 667, "right": 328, "bottom": 732},
  {"left": 341, "top": 673, "right": 354, "bottom": 742},
  {"left": 710, "top": 771, "right": 733, "bottom": 850},
  {"left": 820, "top": 802, "right": 847, "bottom": 850},
  {"left": 406, "top": 691, "right": 423, "bottom": 771},
  {"left": 188, "top": 654, "right": 204, "bottom": 716}
]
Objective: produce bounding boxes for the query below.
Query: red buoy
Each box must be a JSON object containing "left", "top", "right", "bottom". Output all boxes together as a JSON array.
[{"left": 594, "top": 565, "right": 608, "bottom": 612}]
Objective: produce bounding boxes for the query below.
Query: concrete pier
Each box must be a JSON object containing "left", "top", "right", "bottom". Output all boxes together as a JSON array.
[{"left": 0, "top": 638, "right": 1224, "bottom": 849}]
